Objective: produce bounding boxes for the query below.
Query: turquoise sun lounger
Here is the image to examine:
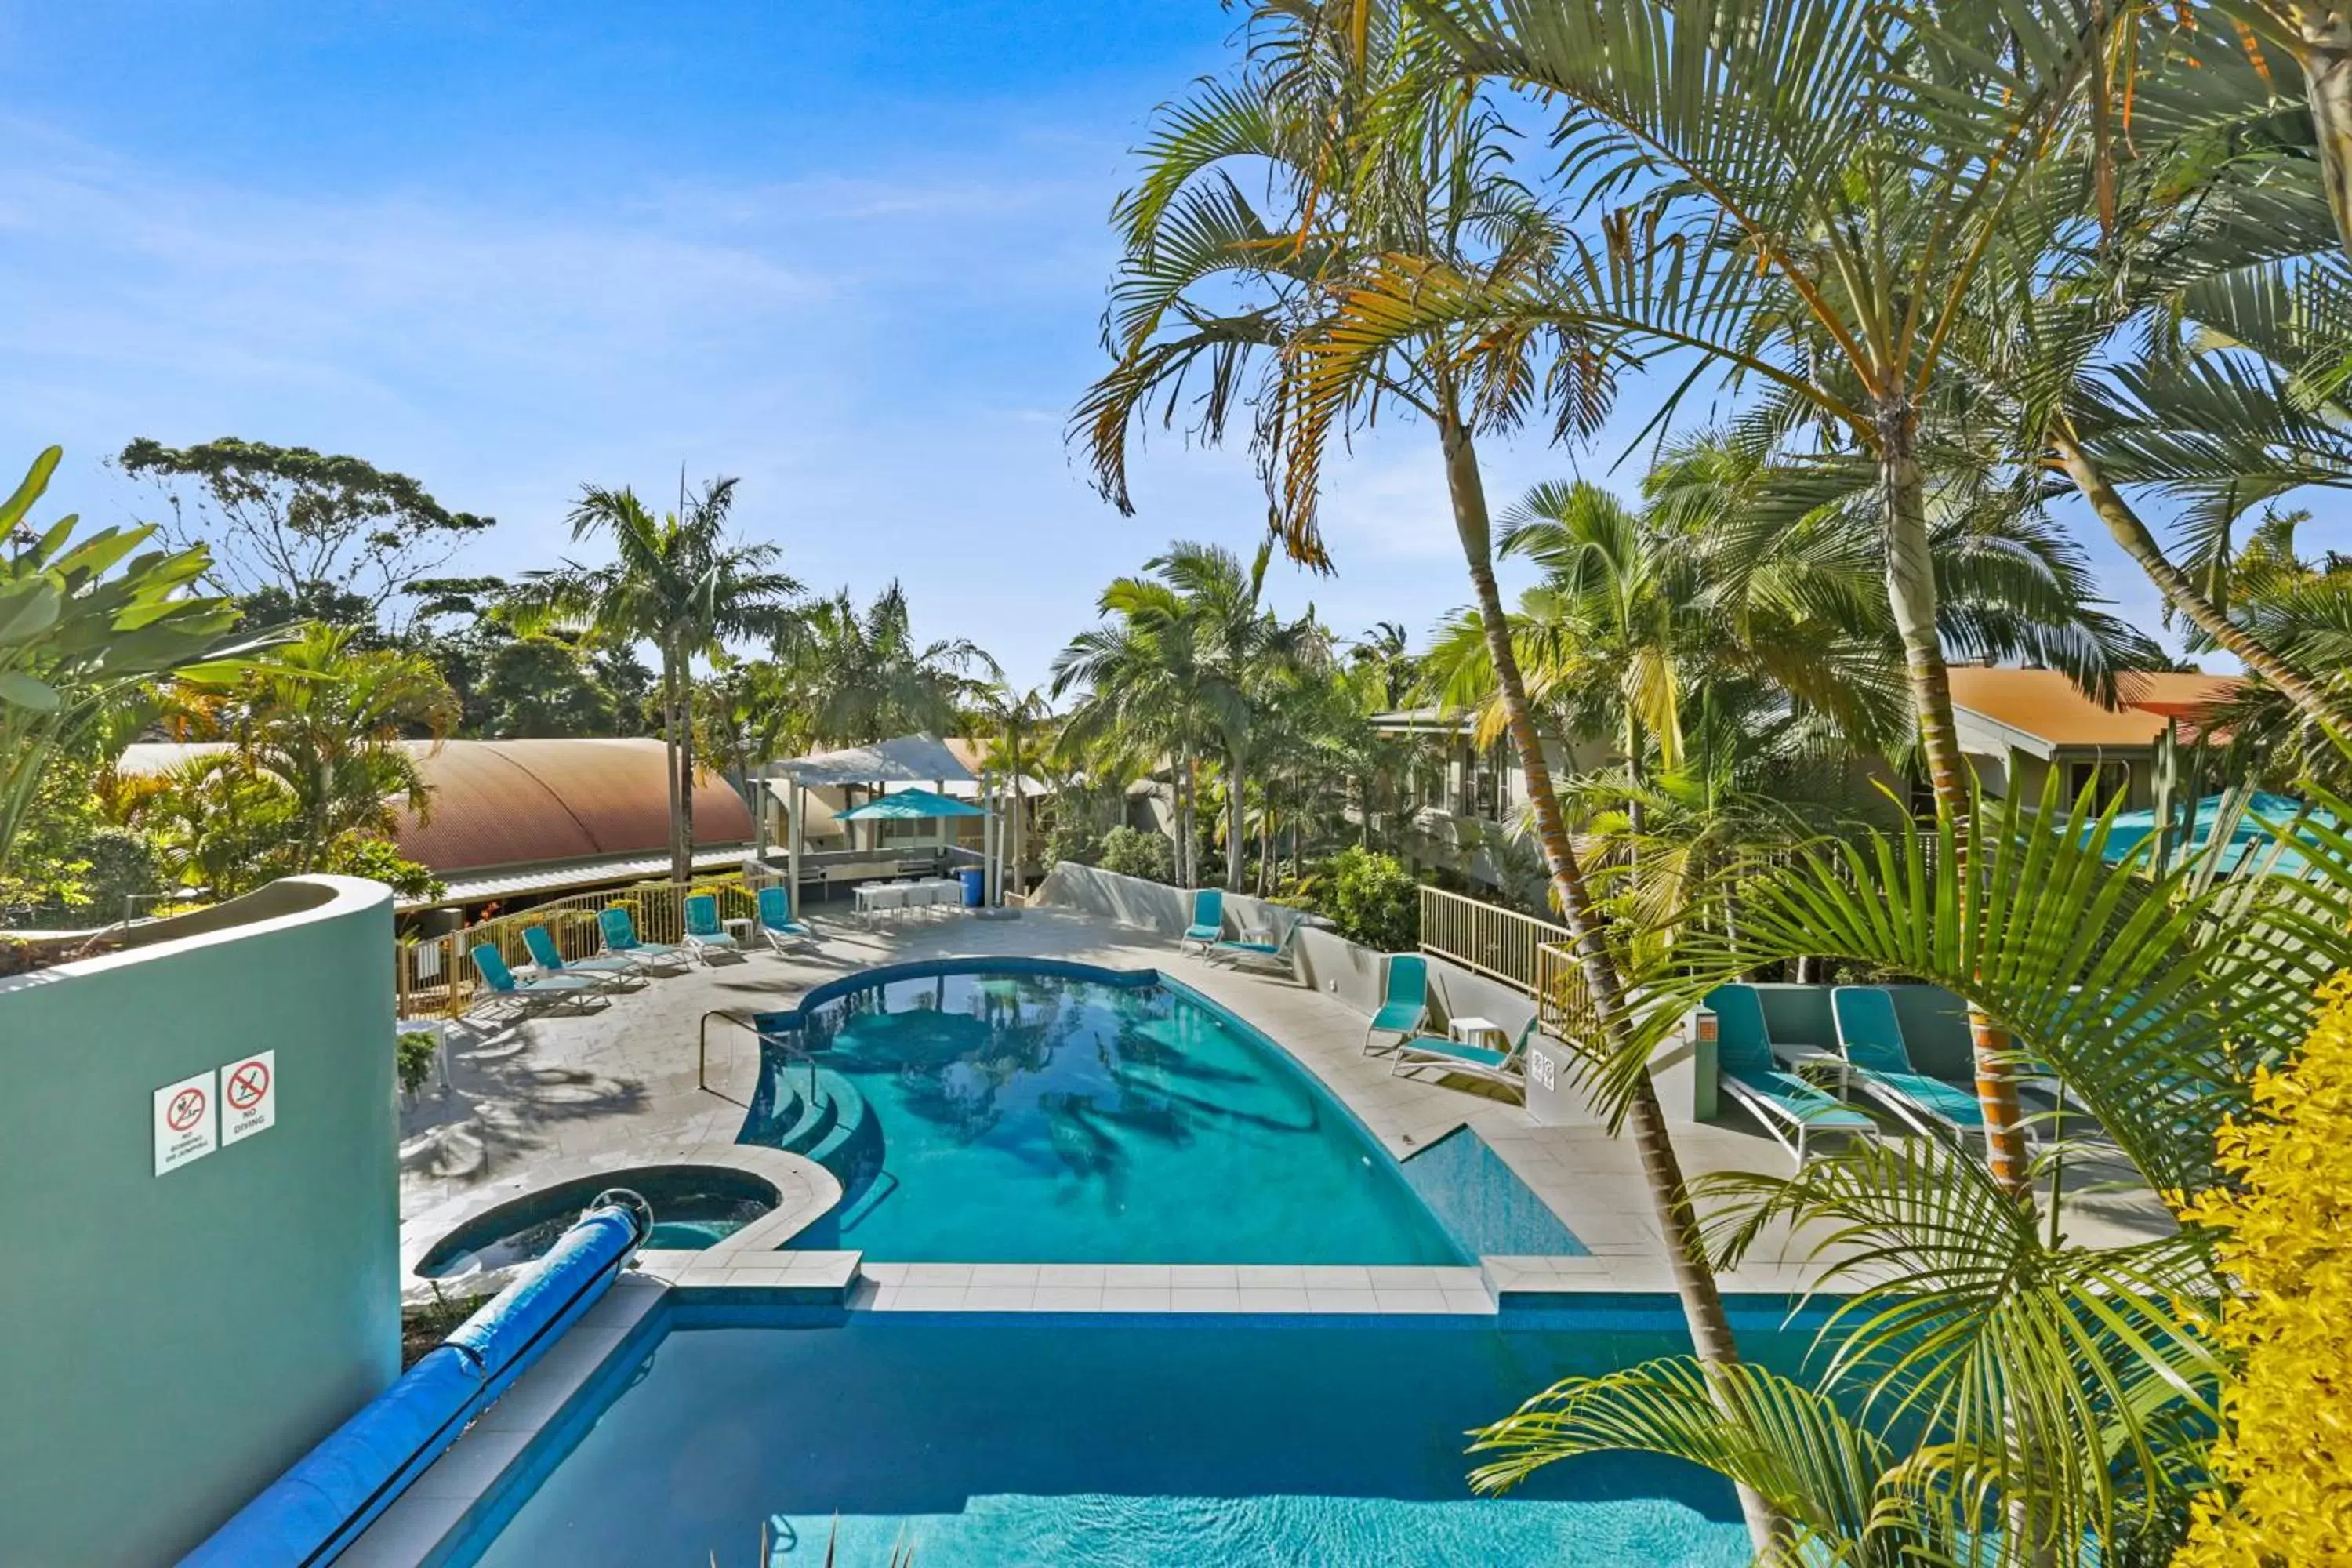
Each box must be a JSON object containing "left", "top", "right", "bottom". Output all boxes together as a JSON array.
[
  {"left": 1707, "top": 983, "right": 1875, "bottom": 1168},
  {"left": 1831, "top": 985, "right": 1995, "bottom": 1141}
]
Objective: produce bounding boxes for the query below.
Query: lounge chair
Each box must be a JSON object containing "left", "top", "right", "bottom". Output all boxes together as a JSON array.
[
  {"left": 597, "top": 906, "right": 689, "bottom": 968},
  {"left": 1208, "top": 916, "right": 1300, "bottom": 973},
  {"left": 470, "top": 942, "right": 606, "bottom": 1017},
  {"left": 1179, "top": 887, "right": 1225, "bottom": 955},
  {"left": 1706, "top": 983, "right": 1875, "bottom": 1169},
  {"left": 1831, "top": 985, "right": 1993, "bottom": 1142},
  {"left": 1362, "top": 954, "right": 1429, "bottom": 1054},
  {"left": 1392, "top": 1016, "right": 1538, "bottom": 1097},
  {"left": 754, "top": 885, "right": 817, "bottom": 953},
  {"left": 521, "top": 924, "right": 638, "bottom": 989},
  {"left": 682, "top": 893, "right": 742, "bottom": 962}
]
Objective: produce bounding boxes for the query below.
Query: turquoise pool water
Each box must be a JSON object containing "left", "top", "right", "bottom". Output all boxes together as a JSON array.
[
  {"left": 755, "top": 968, "right": 1567, "bottom": 1265},
  {"left": 447, "top": 1305, "right": 1765, "bottom": 1566}
]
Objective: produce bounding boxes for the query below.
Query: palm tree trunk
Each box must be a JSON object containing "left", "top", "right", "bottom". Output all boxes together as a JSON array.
[
  {"left": 1879, "top": 397, "right": 2034, "bottom": 1200},
  {"left": 2298, "top": 15, "right": 2352, "bottom": 268},
  {"left": 1226, "top": 756, "right": 1248, "bottom": 893},
  {"left": 661, "top": 640, "right": 686, "bottom": 883},
  {"left": 1439, "top": 409, "right": 1783, "bottom": 1555},
  {"left": 2053, "top": 429, "right": 2351, "bottom": 730},
  {"left": 677, "top": 678, "right": 699, "bottom": 886}
]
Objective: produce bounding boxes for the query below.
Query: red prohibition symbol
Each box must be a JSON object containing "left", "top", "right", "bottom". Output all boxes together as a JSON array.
[
  {"left": 227, "top": 1062, "right": 270, "bottom": 1112},
  {"left": 168, "top": 1087, "right": 208, "bottom": 1132}
]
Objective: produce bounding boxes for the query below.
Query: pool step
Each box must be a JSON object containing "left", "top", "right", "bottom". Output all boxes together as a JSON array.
[{"left": 745, "top": 1065, "right": 876, "bottom": 1187}]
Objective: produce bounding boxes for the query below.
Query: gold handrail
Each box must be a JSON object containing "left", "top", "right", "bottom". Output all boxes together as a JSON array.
[
  {"left": 394, "top": 873, "right": 763, "bottom": 1021},
  {"left": 1415, "top": 884, "right": 1566, "bottom": 995}
]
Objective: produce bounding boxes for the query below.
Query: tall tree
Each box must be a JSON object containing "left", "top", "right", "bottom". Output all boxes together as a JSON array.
[
  {"left": 118, "top": 437, "right": 494, "bottom": 628},
  {"left": 510, "top": 478, "right": 799, "bottom": 880},
  {"left": 781, "top": 583, "right": 995, "bottom": 750},
  {"left": 1079, "top": 5, "right": 1778, "bottom": 1543},
  {"left": 1291, "top": 0, "right": 2154, "bottom": 1197}
]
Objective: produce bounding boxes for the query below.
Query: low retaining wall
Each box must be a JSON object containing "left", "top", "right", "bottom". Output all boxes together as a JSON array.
[{"left": 1031, "top": 862, "right": 1596, "bottom": 1124}]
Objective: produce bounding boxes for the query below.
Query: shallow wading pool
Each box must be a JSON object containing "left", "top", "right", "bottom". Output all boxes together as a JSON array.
[{"left": 437, "top": 1303, "right": 1801, "bottom": 1566}]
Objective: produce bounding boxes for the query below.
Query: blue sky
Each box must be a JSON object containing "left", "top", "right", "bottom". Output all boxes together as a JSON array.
[{"left": 0, "top": 2, "right": 2183, "bottom": 689}]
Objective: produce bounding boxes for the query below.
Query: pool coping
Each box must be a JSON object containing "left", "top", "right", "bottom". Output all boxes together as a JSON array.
[
  {"left": 343, "top": 1269, "right": 1843, "bottom": 1566},
  {"left": 397, "top": 1142, "right": 841, "bottom": 1307}
]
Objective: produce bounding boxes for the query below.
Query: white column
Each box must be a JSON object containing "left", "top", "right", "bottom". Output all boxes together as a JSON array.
[{"left": 787, "top": 781, "right": 804, "bottom": 909}]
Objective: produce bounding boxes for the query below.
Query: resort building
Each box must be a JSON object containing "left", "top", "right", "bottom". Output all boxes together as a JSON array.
[{"left": 1373, "top": 668, "right": 2244, "bottom": 897}]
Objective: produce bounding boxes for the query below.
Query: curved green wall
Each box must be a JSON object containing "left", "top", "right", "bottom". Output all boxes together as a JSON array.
[{"left": 0, "top": 877, "right": 399, "bottom": 1564}]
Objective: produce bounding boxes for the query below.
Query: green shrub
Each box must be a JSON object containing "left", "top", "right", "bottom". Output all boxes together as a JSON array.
[
  {"left": 1098, "top": 825, "right": 1174, "bottom": 884},
  {"left": 1317, "top": 846, "right": 1420, "bottom": 952},
  {"left": 331, "top": 835, "right": 445, "bottom": 900},
  {"left": 396, "top": 1029, "right": 439, "bottom": 1095},
  {"left": 1042, "top": 822, "right": 1103, "bottom": 868}
]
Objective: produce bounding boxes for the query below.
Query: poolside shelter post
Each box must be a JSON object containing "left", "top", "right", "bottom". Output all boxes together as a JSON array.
[{"left": 787, "top": 781, "right": 804, "bottom": 908}]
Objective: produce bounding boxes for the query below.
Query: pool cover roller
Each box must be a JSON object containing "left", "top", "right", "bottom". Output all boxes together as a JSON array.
[{"left": 178, "top": 1202, "right": 645, "bottom": 1568}]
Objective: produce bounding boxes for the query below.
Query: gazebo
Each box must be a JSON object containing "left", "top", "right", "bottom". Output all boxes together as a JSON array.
[{"left": 760, "top": 735, "right": 1005, "bottom": 903}]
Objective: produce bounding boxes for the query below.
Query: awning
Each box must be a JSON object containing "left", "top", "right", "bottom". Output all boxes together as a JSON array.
[
  {"left": 768, "top": 735, "right": 975, "bottom": 788},
  {"left": 398, "top": 845, "right": 752, "bottom": 912},
  {"left": 833, "top": 787, "right": 987, "bottom": 822}
]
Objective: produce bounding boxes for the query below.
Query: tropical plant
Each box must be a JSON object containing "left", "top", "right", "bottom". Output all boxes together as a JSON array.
[
  {"left": 971, "top": 682, "right": 1054, "bottom": 887},
  {"left": 1475, "top": 775, "right": 2349, "bottom": 1562},
  {"left": 509, "top": 477, "right": 800, "bottom": 880},
  {"left": 0, "top": 447, "right": 274, "bottom": 898},
  {"left": 781, "top": 582, "right": 995, "bottom": 751},
  {"left": 1316, "top": 845, "right": 1419, "bottom": 950},
  {"left": 171, "top": 623, "right": 459, "bottom": 877},
  {"left": 1083, "top": 9, "right": 1771, "bottom": 1536},
  {"left": 1097, "top": 824, "right": 1174, "bottom": 884},
  {"left": 2176, "top": 972, "right": 2352, "bottom": 1561}
]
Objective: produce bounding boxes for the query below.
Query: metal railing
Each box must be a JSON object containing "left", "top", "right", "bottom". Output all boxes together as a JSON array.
[
  {"left": 395, "top": 873, "right": 761, "bottom": 1021},
  {"left": 1416, "top": 884, "right": 1567, "bottom": 995}
]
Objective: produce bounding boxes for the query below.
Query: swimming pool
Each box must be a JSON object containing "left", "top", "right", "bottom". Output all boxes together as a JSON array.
[
  {"left": 441, "top": 1304, "right": 1774, "bottom": 1566},
  {"left": 752, "top": 964, "right": 1574, "bottom": 1265}
]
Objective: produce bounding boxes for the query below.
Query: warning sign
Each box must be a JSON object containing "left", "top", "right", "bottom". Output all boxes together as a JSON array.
[
  {"left": 220, "top": 1050, "right": 276, "bottom": 1145},
  {"left": 154, "top": 1069, "right": 218, "bottom": 1175}
]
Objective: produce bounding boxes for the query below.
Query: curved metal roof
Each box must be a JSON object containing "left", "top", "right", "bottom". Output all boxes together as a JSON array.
[{"left": 119, "top": 737, "right": 753, "bottom": 873}]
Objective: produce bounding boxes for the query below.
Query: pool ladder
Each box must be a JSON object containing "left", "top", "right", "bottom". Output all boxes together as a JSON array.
[{"left": 699, "top": 1008, "right": 818, "bottom": 1105}]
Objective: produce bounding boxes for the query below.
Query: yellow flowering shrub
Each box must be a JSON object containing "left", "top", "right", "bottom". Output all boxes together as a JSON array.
[{"left": 2177, "top": 975, "right": 2352, "bottom": 1566}]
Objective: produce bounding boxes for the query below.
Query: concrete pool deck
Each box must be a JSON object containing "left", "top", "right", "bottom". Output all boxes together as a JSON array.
[{"left": 398, "top": 902, "right": 2176, "bottom": 1298}]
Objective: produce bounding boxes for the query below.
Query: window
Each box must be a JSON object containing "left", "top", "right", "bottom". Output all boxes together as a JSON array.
[{"left": 2066, "top": 759, "right": 2131, "bottom": 806}]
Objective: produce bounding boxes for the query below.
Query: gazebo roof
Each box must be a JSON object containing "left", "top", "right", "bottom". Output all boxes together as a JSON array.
[{"left": 768, "top": 734, "right": 975, "bottom": 788}]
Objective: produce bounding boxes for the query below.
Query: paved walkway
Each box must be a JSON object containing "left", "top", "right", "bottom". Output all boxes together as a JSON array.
[{"left": 398, "top": 904, "right": 2174, "bottom": 1294}]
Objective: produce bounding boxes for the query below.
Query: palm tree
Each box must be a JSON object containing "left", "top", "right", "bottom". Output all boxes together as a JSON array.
[
  {"left": 209, "top": 623, "right": 459, "bottom": 874},
  {"left": 782, "top": 582, "right": 996, "bottom": 750},
  {"left": 1294, "top": 0, "right": 2165, "bottom": 1196},
  {"left": 1053, "top": 574, "right": 1210, "bottom": 887},
  {"left": 972, "top": 681, "right": 1054, "bottom": 890},
  {"left": 510, "top": 477, "right": 799, "bottom": 881},
  {"left": 1080, "top": 5, "right": 1777, "bottom": 1543}
]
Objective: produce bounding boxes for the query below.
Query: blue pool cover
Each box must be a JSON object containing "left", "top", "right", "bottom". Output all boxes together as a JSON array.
[{"left": 179, "top": 1203, "right": 644, "bottom": 1568}]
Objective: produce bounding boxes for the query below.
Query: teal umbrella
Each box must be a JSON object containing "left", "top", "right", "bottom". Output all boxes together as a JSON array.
[
  {"left": 2100, "top": 791, "right": 2326, "bottom": 877},
  {"left": 833, "top": 787, "right": 987, "bottom": 821}
]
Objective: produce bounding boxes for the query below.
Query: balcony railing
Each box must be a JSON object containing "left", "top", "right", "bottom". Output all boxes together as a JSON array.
[
  {"left": 1416, "top": 885, "right": 1565, "bottom": 994},
  {"left": 1417, "top": 884, "right": 1600, "bottom": 1048}
]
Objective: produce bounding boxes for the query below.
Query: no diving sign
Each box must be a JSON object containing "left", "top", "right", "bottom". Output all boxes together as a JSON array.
[
  {"left": 221, "top": 1051, "right": 276, "bottom": 1145},
  {"left": 153, "top": 1069, "right": 217, "bottom": 1175}
]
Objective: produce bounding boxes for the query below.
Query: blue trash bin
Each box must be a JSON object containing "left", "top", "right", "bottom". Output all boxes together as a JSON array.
[{"left": 959, "top": 867, "right": 986, "bottom": 906}]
